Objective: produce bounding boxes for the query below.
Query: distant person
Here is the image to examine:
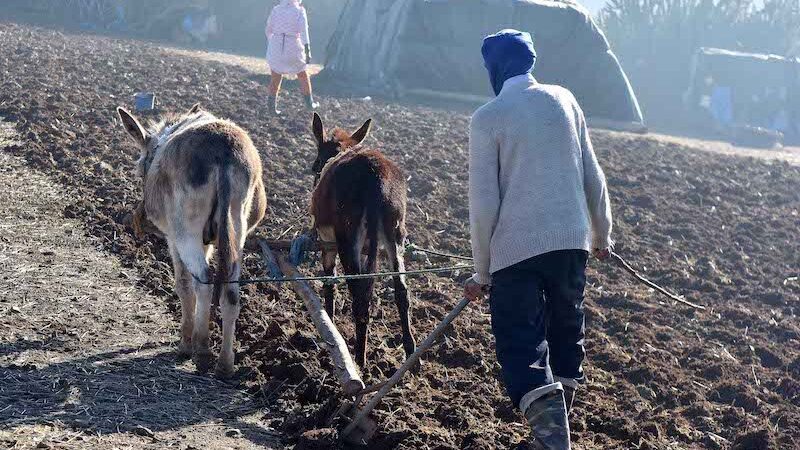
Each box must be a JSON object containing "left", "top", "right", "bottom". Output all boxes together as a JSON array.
[
  {"left": 181, "top": 9, "right": 218, "bottom": 44},
  {"left": 265, "top": 0, "right": 318, "bottom": 114},
  {"left": 464, "top": 29, "right": 613, "bottom": 450},
  {"left": 709, "top": 87, "right": 733, "bottom": 132},
  {"left": 696, "top": 75, "right": 732, "bottom": 134}
]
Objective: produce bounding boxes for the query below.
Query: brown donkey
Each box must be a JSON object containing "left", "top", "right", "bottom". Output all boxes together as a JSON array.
[
  {"left": 309, "top": 113, "right": 416, "bottom": 368},
  {"left": 117, "top": 104, "right": 266, "bottom": 378}
]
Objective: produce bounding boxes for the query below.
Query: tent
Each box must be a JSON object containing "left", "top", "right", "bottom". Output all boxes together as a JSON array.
[
  {"left": 684, "top": 47, "right": 800, "bottom": 143},
  {"left": 324, "top": 0, "right": 645, "bottom": 131}
]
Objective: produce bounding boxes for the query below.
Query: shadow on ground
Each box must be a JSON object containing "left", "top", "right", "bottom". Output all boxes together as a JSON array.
[{"left": 0, "top": 340, "right": 281, "bottom": 447}]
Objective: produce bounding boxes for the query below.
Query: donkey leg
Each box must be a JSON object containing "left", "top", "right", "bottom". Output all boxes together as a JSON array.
[
  {"left": 338, "top": 241, "right": 371, "bottom": 368},
  {"left": 348, "top": 279, "right": 371, "bottom": 369},
  {"left": 321, "top": 249, "right": 337, "bottom": 318},
  {"left": 194, "top": 249, "right": 215, "bottom": 373},
  {"left": 175, "top": 235, "right": 214, "bottom": 373},
  {"left": 216, "top": 269, "right": 241, "bottom": 378},
  {"left": 216, "top": 211, "right": 246, "bottom": 379},
  {"left": 169, "top": 242, "right": 196, "bottom": 358},
  {"left": 388, "top": 241, "right": 416, "bottom": 359}
]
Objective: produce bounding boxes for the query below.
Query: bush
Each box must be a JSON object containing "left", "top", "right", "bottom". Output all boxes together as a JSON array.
[{"left": 598, "top": 0, "right": 800, "bottom": 127}]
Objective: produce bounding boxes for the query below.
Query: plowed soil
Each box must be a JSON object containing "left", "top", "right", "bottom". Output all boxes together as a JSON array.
[{"left": 0, "top": 22, "right": 798, "bottom": 450}]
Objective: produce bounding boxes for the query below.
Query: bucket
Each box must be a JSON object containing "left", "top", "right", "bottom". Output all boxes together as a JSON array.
[{"left": 134, "top": 92, "right": 156, "bottom": 112}]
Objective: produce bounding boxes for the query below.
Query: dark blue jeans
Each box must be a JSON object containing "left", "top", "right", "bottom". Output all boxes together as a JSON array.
[{"left": 489, "top": 249, "right": 588, "bottom": 407}]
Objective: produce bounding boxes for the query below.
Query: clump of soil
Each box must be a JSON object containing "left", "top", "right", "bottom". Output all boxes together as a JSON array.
[
  {"left": 296, "top": 428, "right": 339, "bottom": 450},
  {"left": 732, "top": 428, "right": 773, "bottom": 450}
]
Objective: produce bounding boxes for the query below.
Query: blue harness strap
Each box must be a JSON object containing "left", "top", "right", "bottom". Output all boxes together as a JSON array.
[{"left": 289, "top": 234, "right": 312, "bottom": 266}]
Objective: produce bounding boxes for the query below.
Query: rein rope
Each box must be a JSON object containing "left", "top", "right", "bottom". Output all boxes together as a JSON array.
[
  {"left": 194, "top": 264, "right": 474, "bottom": 286},
  {"left": 186, "top": 230, "right": 702, "bottom": 310},
  {"left": 191, "top": 237, "right": 475, "bottom": 286}
]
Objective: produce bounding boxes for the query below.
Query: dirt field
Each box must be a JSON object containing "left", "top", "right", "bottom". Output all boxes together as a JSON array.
[{"left": 0, "top": 22, "right": 798, "bottom": 450}]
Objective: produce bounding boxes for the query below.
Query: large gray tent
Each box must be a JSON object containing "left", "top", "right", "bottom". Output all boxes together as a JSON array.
[{"left": 324, "top": 0, "right": 645, "bottom": 131}]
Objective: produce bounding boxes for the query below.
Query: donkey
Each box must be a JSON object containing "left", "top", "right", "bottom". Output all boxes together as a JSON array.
[
  {"left": 309, "top": 113, "right": 416, "bottom": 368},
  {"left": 117, "top": 104, "right": 266, "bottom": 378}
]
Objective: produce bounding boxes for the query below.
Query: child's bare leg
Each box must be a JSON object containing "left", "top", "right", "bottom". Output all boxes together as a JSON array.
[
  {"left": 298, "top": 71, "right": 318, "bottom": 109},
  {"left": 297, "top": 70, "right": 312, "bottom": 95},
  {"left": 269, "top": 71, "right": 283, "bottom": 96},
  {"left": 268, "top": 71, "right": 283, "bottom": 114}
]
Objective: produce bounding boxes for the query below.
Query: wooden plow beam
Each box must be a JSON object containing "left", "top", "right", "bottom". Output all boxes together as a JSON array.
[{"left": 257, "top": 239, "right": 365, "bottom": 396}]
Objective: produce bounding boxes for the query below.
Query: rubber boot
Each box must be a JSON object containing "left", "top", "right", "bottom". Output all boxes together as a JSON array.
[
  {"left": 524, "top": 390, "right": 571, "bottom": 450},
  {"left": 304, "top": 94, "right": 319, "bottom": 110},
  {"left": 267, "top": 95, "right": 281, "bottom": 115}
]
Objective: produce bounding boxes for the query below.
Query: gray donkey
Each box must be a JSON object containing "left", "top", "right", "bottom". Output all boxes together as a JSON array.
[{"left": 117, "top": 104, "right": 266, "bottom": 378}]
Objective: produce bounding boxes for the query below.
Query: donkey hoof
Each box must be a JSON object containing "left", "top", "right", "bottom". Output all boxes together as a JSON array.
[
  {"left": 215, "top": 361, "right": 235, "bottom": 379},
  {"left": 193, "top": 350, "right": 214, "bottom": 374},
  {"left": 177, "top": 341, "right": 193, "bottom": 359}
]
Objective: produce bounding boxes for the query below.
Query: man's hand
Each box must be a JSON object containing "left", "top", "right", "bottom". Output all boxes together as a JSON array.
[
  {"left": 464, "top": 277, "right": 489, "bottom": 301},
  {"left": 593, "top": 247, "right": 611, "bottom": 261}
]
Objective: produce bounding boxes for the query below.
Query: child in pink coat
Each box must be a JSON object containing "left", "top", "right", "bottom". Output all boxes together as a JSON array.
[{"left": 265, "top": 0, "right": 318, "bottom": 114}]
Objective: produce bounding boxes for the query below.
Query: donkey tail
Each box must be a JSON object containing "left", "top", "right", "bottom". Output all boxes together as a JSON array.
[
  {"left": 362, "top": 180, "right": 381, "bottom": 282},
  {"left": 213, "top": 167, "right": 237, "bottom": 306}
]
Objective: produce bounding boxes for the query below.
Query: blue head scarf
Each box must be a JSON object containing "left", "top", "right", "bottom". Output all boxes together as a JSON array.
[{"left": 481, "top": 29, "right": 537, "bottom": 96}]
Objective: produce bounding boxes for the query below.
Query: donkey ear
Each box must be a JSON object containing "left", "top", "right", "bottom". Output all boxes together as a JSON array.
[
  {"left": 350, "top": 119, "right": 372, "bottom": 145},
  {"left": 188, "top": 103, "right": 202, "bottom": 114},
  {"left": 312, "top": 112, "right": 325, "bottom": 145},
  {"left": 117, "top": 107, "right": 147, "bottom": 146}
]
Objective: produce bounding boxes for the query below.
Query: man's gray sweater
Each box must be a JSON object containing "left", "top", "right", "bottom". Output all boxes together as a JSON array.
[{"left": 469, "top": 74, "right": 613, "bottom": 284}]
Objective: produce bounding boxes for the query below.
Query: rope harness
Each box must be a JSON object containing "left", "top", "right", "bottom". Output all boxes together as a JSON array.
[
  {"left": 189, "top": 233, "right": 704, "bottom": 310},
  {"left": 192, "top": 237, "right": 474, "bottom": 286}
]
